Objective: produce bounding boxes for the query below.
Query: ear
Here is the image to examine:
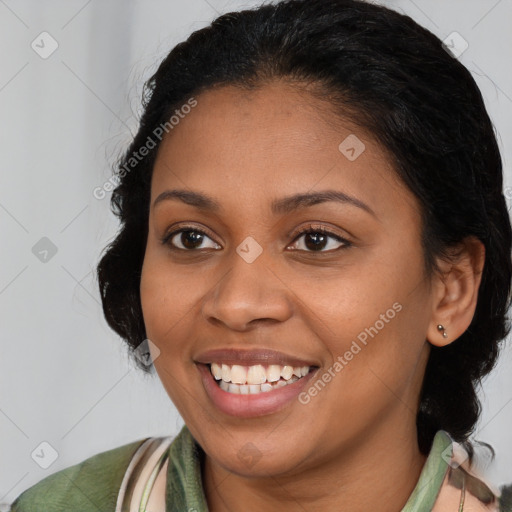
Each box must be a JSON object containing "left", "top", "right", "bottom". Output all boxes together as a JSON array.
[{"left": 427, "top": 236, "right": 485, "bottom": 347}]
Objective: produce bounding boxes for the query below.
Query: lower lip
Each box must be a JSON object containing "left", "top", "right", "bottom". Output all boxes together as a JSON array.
[{"left": 197, "top": 363, "right": 318, "bottom": 418}]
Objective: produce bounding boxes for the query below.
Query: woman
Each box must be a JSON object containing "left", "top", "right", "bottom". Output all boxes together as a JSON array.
[{"left": 10, "top": 0, "right": 512, "bottom": 510}]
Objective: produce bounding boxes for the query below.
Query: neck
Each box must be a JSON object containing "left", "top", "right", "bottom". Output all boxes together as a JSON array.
[{"left": 202, "top": 421, "right": 427, "bottom": 512}]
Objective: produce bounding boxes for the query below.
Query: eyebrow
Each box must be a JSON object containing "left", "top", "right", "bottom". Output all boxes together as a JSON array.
[{"left": 153, "top": 188, "right": 376, "bottom": 217}]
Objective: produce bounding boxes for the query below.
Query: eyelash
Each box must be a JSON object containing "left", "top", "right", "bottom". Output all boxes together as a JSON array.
[{"left": 161, "top": 223, "right": 352, "bottom": 253}]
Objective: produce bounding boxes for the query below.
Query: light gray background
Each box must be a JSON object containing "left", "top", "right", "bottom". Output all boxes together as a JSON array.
[{"left": 1, "top": 0, "right": 511, "bottom": 506}]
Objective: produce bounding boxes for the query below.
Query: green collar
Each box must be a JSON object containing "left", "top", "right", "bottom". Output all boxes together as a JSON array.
[
  {"left": 165, "top": 426, "right": 451, "bottom": 512},
  {"left": 166, "top": 425, "right": 208, "bottom": 512},
  {"left": 401, "top": 430, "right": 452, "bottom": 511}
]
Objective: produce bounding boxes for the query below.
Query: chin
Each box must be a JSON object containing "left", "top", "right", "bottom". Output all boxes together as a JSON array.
[{"left": 201, "top": 431, "right": 314, "bottom": 479}]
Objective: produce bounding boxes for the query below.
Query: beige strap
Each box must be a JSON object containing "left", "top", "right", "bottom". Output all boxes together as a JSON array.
[
  {"left": 116, "top": 437, "right": 172, "bottom": 512},
  {"left": 131, "top": 437, "right": 172, "bottom": 512},
  {"left": 116, "top": 438, "right": 155, "bottom": 512},
  {"left": 145, "top": 458, "right": 169, "bottom": 512}
]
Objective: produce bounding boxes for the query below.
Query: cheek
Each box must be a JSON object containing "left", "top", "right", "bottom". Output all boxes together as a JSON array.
[
  {"left": 139, "top": 256, "right": 204, "bottom": 406},
  {"left": 300, "top": 253, "right": 429, "bottom": 374},
  {"left": 294, "top": 264, "right": 402, "bottom": 339},
  {"left": 139, "top": 255, "right": 199, "bottom": 345}
]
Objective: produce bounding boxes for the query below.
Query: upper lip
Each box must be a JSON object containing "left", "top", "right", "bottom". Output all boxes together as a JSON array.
[{"left": 194, "top": 348, "right": 319, "bottom": 367}]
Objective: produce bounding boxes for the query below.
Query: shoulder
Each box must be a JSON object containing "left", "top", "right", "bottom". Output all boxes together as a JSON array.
[
  {"left": 9, "top": 437, "right": 151, "bottom": 512},
  {"left": 423, "top": 431, "right": 512, "bottom": 512}
]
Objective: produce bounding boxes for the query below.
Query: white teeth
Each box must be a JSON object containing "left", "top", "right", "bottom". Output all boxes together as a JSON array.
[
  {"left": 247, "top": 365, "right": 267, "bottom": 385},
  {"left": 281, "top": 365, "right": 293, "bottom": 380},
  {"left": 209, "top": 362, "right": 313, "bottom": 394},
  {"left": 219, "top": 376, "right": 301, "bottom": 394},
  {"left": 249, "top": 384, "right": 261, "bottom": 394},
  {"left": 221, "top": 364, "right": 231, "bottom": 383},
  {"left": 228, "top": 383, "right": 240, "bottom": 394},
  {"left": 266, "top": 365, "right": 281, "bottom": 382},
  {"left": 211, "top": 363, "right": 222, "bottom": 380},
  {"left": 230, "top": 364, "right": 247, "bottom": 384}
]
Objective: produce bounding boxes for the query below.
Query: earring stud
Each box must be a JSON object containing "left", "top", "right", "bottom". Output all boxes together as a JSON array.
[{"left": 437, "top": 324, "right": 448, "bottom": 338}]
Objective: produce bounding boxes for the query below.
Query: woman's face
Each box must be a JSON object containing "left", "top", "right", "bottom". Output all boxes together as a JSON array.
[{"left": 140, "top": 81, "right": 434, "bottom": 477}]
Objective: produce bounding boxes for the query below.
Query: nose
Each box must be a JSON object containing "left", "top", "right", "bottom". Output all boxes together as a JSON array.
[{"left": 201, "top": 250, "right": 294, "bottom": 332}]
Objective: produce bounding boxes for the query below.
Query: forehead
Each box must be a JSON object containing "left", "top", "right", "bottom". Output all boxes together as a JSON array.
[{"left": 150, "top": 81, "right": 416, "bottom": 219}]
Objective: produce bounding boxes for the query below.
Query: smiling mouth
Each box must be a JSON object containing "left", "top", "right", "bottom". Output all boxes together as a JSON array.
[{"left": 207, "top": 362, "right": 315, "bottom": 394}]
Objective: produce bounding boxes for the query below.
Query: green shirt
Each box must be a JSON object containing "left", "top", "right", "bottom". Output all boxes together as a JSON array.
[{"left": 9, "top": 427, "right": 512, "bottom": 511}]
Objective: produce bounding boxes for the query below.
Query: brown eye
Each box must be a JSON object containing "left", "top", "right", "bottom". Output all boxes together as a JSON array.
[
  {"left": 288, "top": 226, "right": 351, "bottom": 253},
  {"left": 164, "top": 228, "right": 221, "bottom": 251}
]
